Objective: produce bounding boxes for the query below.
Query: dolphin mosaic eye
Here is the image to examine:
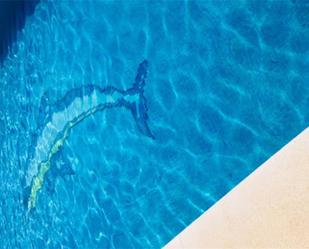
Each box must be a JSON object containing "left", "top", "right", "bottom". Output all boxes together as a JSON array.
[{"left": 23, "top": 60, "right": 154, "bottom": 211}]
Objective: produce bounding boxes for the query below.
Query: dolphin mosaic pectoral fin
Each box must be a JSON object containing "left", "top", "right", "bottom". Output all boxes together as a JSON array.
[
  {"left": 53, "top": 149, "right": 75, "bottom": 177},
  {"left": 24, "top": 60, "right": 154, "bottom": 211},
  {"left": 46, "top": 151, "right": 75, "bottom": 193}
]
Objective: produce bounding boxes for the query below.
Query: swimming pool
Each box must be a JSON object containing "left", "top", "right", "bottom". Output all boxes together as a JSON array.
[{"left": 0, "top": 0, "right": 308, "bottom": 248}]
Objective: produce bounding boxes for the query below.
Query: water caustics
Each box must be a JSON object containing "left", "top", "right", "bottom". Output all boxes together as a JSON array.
[{"left": 24, "top": 60, "right": 154, "bottom": 211}]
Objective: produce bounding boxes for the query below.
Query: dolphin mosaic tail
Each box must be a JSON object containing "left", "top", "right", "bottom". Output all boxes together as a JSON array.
[
  {"left": 24, "top": 60, "right": 154, "bottom": 211},
  {"left": 126, "top": 60, "right": 154, "bottom": 139}
]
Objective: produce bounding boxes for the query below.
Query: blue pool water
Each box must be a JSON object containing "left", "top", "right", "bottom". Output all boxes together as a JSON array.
[{"left": 0, "top": 0, "right": 308, "bottom": 248}]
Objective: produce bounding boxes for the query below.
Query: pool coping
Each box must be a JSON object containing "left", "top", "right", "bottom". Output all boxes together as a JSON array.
[{"left": 164, "top": 127, "right": 309, "bottom": 249}]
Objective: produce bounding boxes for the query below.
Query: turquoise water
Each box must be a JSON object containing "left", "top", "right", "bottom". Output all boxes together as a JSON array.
[{"left": 0, "top": 0, "right": 308, "bottom": 248}]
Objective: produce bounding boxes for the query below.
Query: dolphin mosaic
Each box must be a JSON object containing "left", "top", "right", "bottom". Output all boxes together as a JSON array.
[{"left": 24, "top": 60, "right": 154, "bottom": 211}]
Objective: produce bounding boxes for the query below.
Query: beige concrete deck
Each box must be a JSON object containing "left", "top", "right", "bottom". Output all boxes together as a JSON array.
[{"left": 164, "top": 127, "right": 309, "bottom": 249}]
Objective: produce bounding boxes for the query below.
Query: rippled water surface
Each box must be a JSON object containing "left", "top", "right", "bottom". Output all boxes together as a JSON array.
[{"left": 1, "top": 0, "right": 308, "bottom": 248}]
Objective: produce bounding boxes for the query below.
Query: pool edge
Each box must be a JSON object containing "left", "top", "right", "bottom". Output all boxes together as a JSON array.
[{"left": 164, "top": 127, "right": 309, "bottom": 249}]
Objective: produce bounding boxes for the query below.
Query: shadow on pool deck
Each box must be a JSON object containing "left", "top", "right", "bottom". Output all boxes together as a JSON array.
[{"left": 0, "top": 0, "right": 39, "bottom": 64}]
